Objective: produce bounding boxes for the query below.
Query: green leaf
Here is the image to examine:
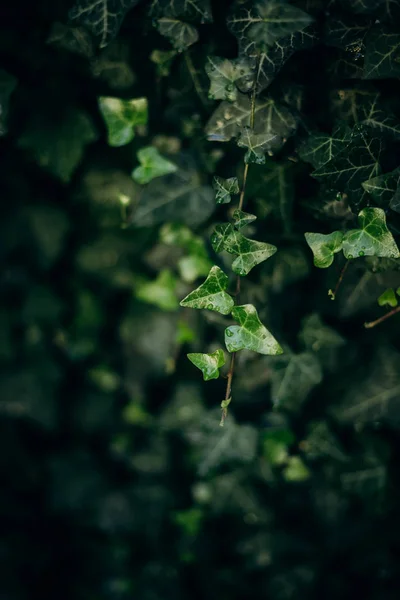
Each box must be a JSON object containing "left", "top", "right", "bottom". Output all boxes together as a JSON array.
[
  {"left": 180, "top": 266, "right": 234, "bottom": 315},
  {"left": 237, "top": 126, "right": 283, "bottom": 163},
  {"left": 283, "top": 456, "right": 310, "bottom": 482},
  {"left": 98, "top": 96, "right": 148, "bottom": 147},
  {"left": 225, "top": 304, "right": 283, "bottom": 355},
  {"left": 212, "top": 176, "right": 240, "bottom": 204},
  {"left": 264, "top": 428, "right": 295, "bottom": 465},
  {"left": 205, "top": 93, "right": 297, "bottom": 143},
  {"left": 69, "top": 0, "right": 139, "bottom": 48},
  {"left": 135, "top": 270, "right": 179, "bottom": 311},
  {"left": 17, "top": 108, "right": 97, "bottom": 182},
  {"left": 325, "top": 14, "right": 371, "bottom": 50},
  {"left": 378, "top": 288, "right": 398, "bottom": 307},
  {"left": 211, "top": 223, "right": 277, "bottom": 276},
  {"left": 132, "top": 146, "right": 177, "bottom": 184},
  {"left": 269, "top": 351, "right": 323, "bottom": 411},
  {"left": 205, "top": 56, "right": 251, "bottom": 102},
  {"left": 133, "top": 159, "right": 214, "bottom": 227},
  {"left": 47, "top": 22, "right": 95, "bottom": 57},
  {"left": 155, "top": 18, "right": 199, "bottom": 51},
  {"left": 187, "top": 349, "right": 226, "bottom": 381},
  {"left": 362, "top": 167, "right": 400, "bottom": 207},
  {"left": 227, "top": 1, "right": 313, "bottom": 50},
  {"left": 0, "top": 69, "right": 17, "bottom": 136},
  {"left": 363, "top": 29, "right": 400, "bottom": 79},
  {"left": 304, "top": 231, "right": 344, "bottom": 268},
  {"left": 232, "top": 209, "right": 257, "bottom": 229},
  {"left": 312, "top": 128, "right": 382, "bottom": 205},
  {"left": 160, "top": 223, "right": 212, "bottom": 283},
  {"left": 148, "top": 0, "right": 212, "bottom": 23},
  {"left": 298, "top": 124, "right": 352, "bottom": 169},
  {"left": 342, "top": 207, "right": 400, "bottom": 259},
  {"left": 150, "top": 49, "right": 177, "bottom": 77}
]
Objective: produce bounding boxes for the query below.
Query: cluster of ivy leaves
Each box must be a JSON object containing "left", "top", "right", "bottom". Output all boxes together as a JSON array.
[{"left": 2, "top": 0, "right": 400, "bottom": 599}]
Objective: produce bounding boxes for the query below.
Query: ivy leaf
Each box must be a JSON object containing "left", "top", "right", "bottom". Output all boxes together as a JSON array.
[
  {"left": 213, "top": 176, "right": 240, "bottom": 204},
  {"left": 390, "top": 188, "right": 400, "bottom": 213},
  {"left": 155, "top": 18, "right": 199, "bottom": 51},
  {"left": 135, "top": 269, "right": 179, "bottom": 311},
  {"left": 237, "top": 127, "right": 281, "bottom": 163},
  {"left": 180, "top": 266, "right": 234, "bottom": 315},
  {"left": 187, "top": 349, "right": 226, "bottom": 381},
  {"left": 211, "top": 223, "right": 277, "bottom": 276},
  {"left": 150, "top": 49, "right": 177, "bottom": 77},
  {"left": 312, "top": 128, "right": 382, "bottom": 205},
  {"left": 98, "top": 96, "right": 148, "bottom": 147},
  {"left": 0, "top": 69, "right": 17, "bottom": 136},
  {"left": 342, "top": 0, "right": 382, "bottom": 13},
  {"left": 378, "top": 288, "right": 398, "bottom": 307},
  {"left": 362, "top": 167, "right": 400, "bottom": 206},
  {"left": 69, "top": 0, "right": 139, "bottom": 48},
  {"left": 205, "top": 93, "right": 297, "bottom": 144},
  {"left": 132, "top": 146, "right": 177, "bottom": 184},
  {"left": 133, "top": 158, "right": 214, "bottom": 227},
  {"left": 148, "top": 0, "right": 212, "bottom": 23},
  {"left": 205, "top": 56, "right": 251, "bottom": 102},
  {"left": 304, "top": 232, "right": 344, "bottom": 268},
  {"left": 363, "top": 29, "right": 400, "bottom": 79},
  {"left": 160, "top": 223, "right": 212, "bottom": 283},
  {"left": 268, "top": 351, "right": 323, "bottom": 411},
  {"left": 325, "top": 14, "right": 371, "bottom": 50},
  {"left": 227, "top": 1, "right": 313, "bottom": 50},
  {"left": 225, "top": 304, "right": 283, "bottom": 356},
  {"left": 342, "top": 207, "right": 400, "bottom": 259},
  {"left": 232, "top": 209, "right": 257, "bottom": 229},
  {"left": 17, "top": 108, "right": 97, "bottom": 182},
  {"left": 298, "top": 124, "right": 352, "bottom": 169}
]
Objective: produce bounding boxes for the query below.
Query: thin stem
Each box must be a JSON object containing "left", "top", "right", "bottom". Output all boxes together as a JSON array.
[
  {"left": 184, "top": 51, "right": 207, "bottom": 108},
  {"left": 364, "top": 305, "right": 400, "bottom": 329},
  {"left": 328, "top": 260, "right": 349, "bottom": 300}
]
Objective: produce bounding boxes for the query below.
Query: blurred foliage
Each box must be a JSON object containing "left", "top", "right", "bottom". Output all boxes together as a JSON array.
[{"left": 2, "top": 1, "right": 400, "bottom": 600}]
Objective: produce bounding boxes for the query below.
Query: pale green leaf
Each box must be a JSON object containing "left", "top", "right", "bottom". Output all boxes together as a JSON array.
[
  {"left": 298, "top": 124, "right": 352, "bottom": 169},
  {"left": 211, "top": 223, "right": 277, "bottom": 276},
  {"left": 155, "top": 18, "right": 199, "bottom": 51},
  {"left": 187, "top": 349, "right": 226, "bottom": 381},
  {"left": 342, "top": 207, "right": 400, "bottom": 259},
  {"left": 283, "top": 456, "right": 311, "bottom": 482},
  {"left": 135, "top": 269, "right": 179, "bottom": 311},
  {"left": 132, "top": 146, "right": 177, "bottom": 184},
  {"left": 205, "top": 56, "right": 251, "bottom": 102},
  {"left": 232, "top": 209, "right": 257, "bottom": 229},
  {"left": 304, "top": 231, "right": 344, "bottom": 268},
  {"left": 0, "top": 69, "right": 17, "bottom": 136},
  {"left": 225, "top": 304, "right": 283, "bottom": 355},
  {"left": 180, "top": 266, "right": 234, "bottom": 315},
  {"left": 69, "top": 0, "right": 139, "bottom": 48},
  {"left": 98, "top": 96, "right": 148, "bottom": 147},
  {"left": 213, "top": 176, "right": 240, "bottom": 204},
  {"left": 362, "top": 167, "right": 400, "bottom": 207},
  {"left": 378, "top": 288, "right": 398, "bottom": 307}
]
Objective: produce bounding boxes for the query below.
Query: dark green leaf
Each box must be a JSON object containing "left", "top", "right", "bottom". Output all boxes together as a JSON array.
[
  {"left": 132, "top": 146, "right": 177, "bottom": 184},
  {"left": 237, "top": 126, "right": 282, "bottom": 163},
  {"left": 187, "top": 349, "right": 226, "bottom": 381},
  {"left": 298, "top": 124, "right": 352, "bottom": 169},
  {"left": 213, "top": 176, "right": 240, "bottom": 204},
  {"left": 363, "top": 29, "right": 400, "bottom": 79},
  {"left": 98, "top": 96, "right": 148, "bottom": 147},
  {"left": 342, "top": 207, "right": 400, "bottom": 259},
  {"left": 159, "top": 223, "right": 212, "bottom": 283},
  {"left": 232, "top": 209, "right": 257, "bottom": 229},
  {"left": 148, "top": 0, "right": 212, "bottom": 23},
  {"left": 304, "top": 231, "right": 344, "bottom": 268},
  {"left": 211, "top": 223, "right": 277, "bottom": 276},
  {"left": 180, "top": 266, "right": 234, "bottom": 315},
  {"left": 225, "top": 304, "right": 283, "bottom": 355},
  {"left": 69, "top": 0, "right": 139, "bottom": 48},
  {"left": 325, "top": 14, "right": 371, "bottom": 50},
  {"left": 155, "top": 18, "right": 199, "bottom": 51},
  {"left": 205, "top": 56, "right": 251, "bottom": 102},
  {"left": 0, "top": 69, "right": 17, "bottom": 136},
  {"left": 268, "top": 351, "right": 323, "bottom": 410},
  {"left": 362, "top": 167, "right": 400, "bottom": 206},
  {"left": 150, "top": 49, "right": 177, "bottom": 77}
]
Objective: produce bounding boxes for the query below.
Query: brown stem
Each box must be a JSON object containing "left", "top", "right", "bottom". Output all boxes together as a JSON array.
[
  {"left": 329, "top": 260, "right": 349, "bottom": 300},
  {"left": 364, "top": 305, "right": 400, "bottom": 329}
]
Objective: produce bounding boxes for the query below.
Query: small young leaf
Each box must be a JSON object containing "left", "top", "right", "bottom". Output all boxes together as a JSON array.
[
  {"left": 132, "top": 146, "right": 177, "bottom": 184},
  {"left": 304, "top": 231, "right": 344, "bottom": 268},
  {"left": 283, "top": 456, "right": 310, "bottom": 482},
  {"left": 213, "top": 176, "right": 240, "bottom": 204},
  {"left": 135, "top": 270, "right": 179, "bottom": 311},
  {"left": 342, "top": 207, "right": 400, "bottom": 259},
  {"left": 378, "top": 288, "right": 398, "bottom": 307},
  {"left": 225, "top": 304, "right": 283, "bottom": 355},
  {"left": 237, "top": 127, "right": 281, "bottom": 163},
  {"left": 0, "top": 69, "right": 17, "bottom": 136},
  {"left": 205, "top": 56, "right": 251, "bottom": 102},
  {"left": 98, "top": 96, "right": 148, "bottom": 146},
  {"left": 187, "top": 349, "right": 226, "bottom": 381},
  {"left": 180, "top": 266, "right": 234, "bottom": 315},
  {"left": 155, "top": 18, "right": 199, "bottom": 51},
  {"left": 232, "top": 209, "right": 257, "bottom": 230},
  {"left": 362, "top": 167, "right": 400, "bottom": 207},
  {"left": 211, "top": 223, "right": 277, "bottom": 276},
  {"left": 150, "top": 49, "right": 177, "bottom": 77}
]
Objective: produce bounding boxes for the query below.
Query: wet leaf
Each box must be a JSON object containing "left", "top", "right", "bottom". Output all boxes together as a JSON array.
[
  {"left": 180, "top": 266, "right": 234, "bottom": 315},
  {"left": 342, "top": 207, "right": 400, "bottom": 259},
  {"left": 213, "top": 176, "right": 240, "bottom": 204},
  {"left": 132, "top": 146, "right": 177, "bottom": 184},
  {"left": 232, "top": 209, "right": 257, "bottom": 229},
  {"left": 304, "top": 231, "right": 344, "bottom": 268},
  {"left": 187, "top": 349, "right": 226, "bottom": 381},
  {"left": 205, "top": 56, "right": 251, "bottom": 102},
  {"left": 225, "top": 304, "right": 283, "bottom": 355},
  {"left": 98, "top": 96, "right": 148, "bottom": 147}
]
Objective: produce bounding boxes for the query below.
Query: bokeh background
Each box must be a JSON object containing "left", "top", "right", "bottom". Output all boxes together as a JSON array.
[{"left": 2, "top": 1, "right": 400, "bottom": 599}]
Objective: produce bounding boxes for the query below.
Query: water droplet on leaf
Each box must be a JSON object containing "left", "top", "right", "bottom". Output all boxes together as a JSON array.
[
  {"left": 348, "top": 254, "right": 353, "bottom": 259},
  {"left": 226, "top": 329, "right": 233, "bottom": 337},
  {"left": 359, "top": 251, "right": 364, "bottom": 256},
  {"left": 207, "top": 303, "right": 213, "bottom": 310}
]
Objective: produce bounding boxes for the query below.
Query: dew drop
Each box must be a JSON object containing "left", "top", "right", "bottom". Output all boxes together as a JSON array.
[
  {"left": 207, "top": 303, "right": 213, "bottom": 310},
  {"left": 226, "top": 329, "right": 233, "bottom": 337},
  {"left": 226, "top": 83, "right": 234, "bottom": 92},
  {"left": 359, "top": 251, "right": 364, "bottom": 256},
  {"left": 348, "top": 254, "right": 353, "bottom": 259}
]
